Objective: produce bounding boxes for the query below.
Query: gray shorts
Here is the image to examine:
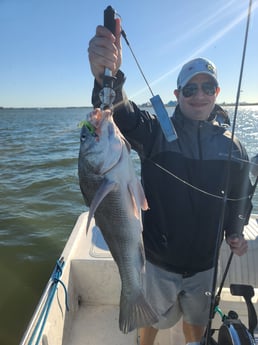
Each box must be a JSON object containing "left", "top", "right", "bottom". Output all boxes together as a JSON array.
[{"left": 143, "top": 261, "right": 214, "bottom": 329}]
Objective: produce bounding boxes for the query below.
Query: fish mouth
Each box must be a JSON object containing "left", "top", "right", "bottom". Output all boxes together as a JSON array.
[
  {"left": 79, "top": 108, "right": 113, "bottom": 142},
  {"left": 80, "top": 122, "right": 98, "bottom": 144},
  {"left": 87, "top": 108, "right": 112, "bottom": 135}
]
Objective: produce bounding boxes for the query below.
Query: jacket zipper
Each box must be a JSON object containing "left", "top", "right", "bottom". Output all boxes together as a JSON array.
[{"left": 198, "top": 122, "right": 203, "bottom": 160}]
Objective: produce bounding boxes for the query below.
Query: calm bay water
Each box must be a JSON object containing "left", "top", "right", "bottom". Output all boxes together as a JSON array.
[{"left": 0, "top": 106, "right": 257, "bottom": 345}]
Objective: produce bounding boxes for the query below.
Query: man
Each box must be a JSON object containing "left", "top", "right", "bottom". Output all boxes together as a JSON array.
[{"left": 88, "top": 22, "right": 252, "bottom": 345}]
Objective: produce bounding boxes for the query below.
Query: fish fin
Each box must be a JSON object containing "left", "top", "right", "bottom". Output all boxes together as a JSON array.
[
  {"left": 119, "top": 290, "right": 158, "bottom": 334},
  {"left": 118, "top": 130, "right": 131, "bottom": 152},
  {"left": 139, "top": 240, "right": 146, "bottom": 274},
  {"left": 128, "top": 180, "right": 149, "bottom": 220},
  {"left": 128, "top": 183, "right": 140, "bottom": 219},
  {"left": 136, "top": 179, "right": 149, "bottom": 211},
  {"left": 86, "top": 178, "right": 118, "bottom": 233}
]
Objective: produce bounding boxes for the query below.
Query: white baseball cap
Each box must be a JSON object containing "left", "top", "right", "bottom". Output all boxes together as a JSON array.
[{"left": 177, "top": 57, "right": 218, "bottom": 89}]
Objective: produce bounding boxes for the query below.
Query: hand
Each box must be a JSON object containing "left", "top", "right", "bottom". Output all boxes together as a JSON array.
[
  {"left": 226, "top": 234, "right": 248, "bottom": 256},
  {"left": 88, "top": 19, "right": 122, "bottom": 85}
]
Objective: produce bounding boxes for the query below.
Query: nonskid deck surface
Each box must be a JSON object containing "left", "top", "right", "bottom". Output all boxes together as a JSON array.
[
  {"left": 65, "top": 214, "right": 258, "bottom": 345},
  {"left": 63, "top": 303, "right": 186, "bottom": 345},
  {"left": 64, "top": 304, "right": 137, "bottom": 345},
  {"left": 63, "top": 299, "right": 258, "bottom": 345},
  {"left": 64, "top": 258, "right": 257, "bottom": 345},
  {"left": 20, "top": 213, "right": 258, "bottom": 345}
]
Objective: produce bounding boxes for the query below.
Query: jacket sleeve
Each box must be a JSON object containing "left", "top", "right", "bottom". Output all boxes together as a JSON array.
[
  {"left": 91, "top": 70, "right": 139, "bottom": 131},
  {"left": 91, "top": 69, "right": 159, "bottom": 154},
  {"left": 224, "top": 144, "right": 253, "bottom": 238}
]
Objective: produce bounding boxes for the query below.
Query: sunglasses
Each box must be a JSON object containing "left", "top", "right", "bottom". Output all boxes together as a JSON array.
[{"left": 180, "top": 82, "right": 218, "bottom": 98}]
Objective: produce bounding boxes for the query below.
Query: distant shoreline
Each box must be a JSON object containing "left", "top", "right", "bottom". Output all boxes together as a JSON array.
[
  {"left": 139, "top": 102, "right": 258, "bottom": 108},
  {"left": 0, "top": 103, "right": 258, "bottom": 110}
]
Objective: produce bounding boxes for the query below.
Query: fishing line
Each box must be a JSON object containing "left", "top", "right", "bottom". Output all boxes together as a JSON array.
[
  {"left": 120, "top": 2, "right": 255, "bottom": 343},
  {"left": 120, "top": 24, "right": 253, "bottom": 203},
  {"left": 120, "top": 26, "right": 177, "bottom": 142},
  {"left": 151, "top": 161, "right": 252, "bottom": 202},
  {"left": 121, "top": 29, "right": 155, "bottom": 97},
  {"left": 204, "top": 1, "right": 254, "bottom": 344}
]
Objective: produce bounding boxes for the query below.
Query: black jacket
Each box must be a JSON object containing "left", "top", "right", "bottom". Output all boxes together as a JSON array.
[{"left": 92, "top": 70, "right": 252, "bottom": 274}]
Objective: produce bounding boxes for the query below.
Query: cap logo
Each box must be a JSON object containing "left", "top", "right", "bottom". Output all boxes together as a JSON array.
[{"left": 206, "top": 63, "right": 215, "bottom": 74}]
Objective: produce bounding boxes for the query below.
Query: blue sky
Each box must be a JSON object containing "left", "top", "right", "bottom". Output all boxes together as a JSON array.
[{"left": 0, "top": 0, "right": 257, "bottom": 107}]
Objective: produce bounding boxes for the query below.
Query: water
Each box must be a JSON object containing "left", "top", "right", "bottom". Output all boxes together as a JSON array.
[{"left": 0, "top": 106, "right": 257, "bottom": 345}]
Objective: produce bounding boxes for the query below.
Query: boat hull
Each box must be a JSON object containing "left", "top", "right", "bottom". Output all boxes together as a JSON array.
[{"left": 20, "top": 213, "right": 258, "bottom": 345}]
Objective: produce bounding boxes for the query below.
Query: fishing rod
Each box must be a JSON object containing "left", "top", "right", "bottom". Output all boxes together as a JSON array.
[
  {"left": 99, "top": 6, "right": 117, "bottom": 110},
  {"left": 215, "top": 157, "right": 258, "bottom": 302},
  {"left": 211, "top": 154, "right": 257, "bottom": 322},
  {"left": 103, "top": 6, "right": 254, "bottom": 203},
  {"left": 117, "top": 2, "right": 257, "bottom": 344},
  {"left": 202, "top": 0, "right": 254, "bottom": 344},
  {"left": 203, "top": 159, "right": 258, "bottom": 344},
  {"left": 102, "top": 3, "right": 256, "bottom": 344}
]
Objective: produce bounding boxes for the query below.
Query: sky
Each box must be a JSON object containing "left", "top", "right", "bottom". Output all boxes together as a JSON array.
[{"left": 0, "top": 0, "right": 258, "bottom": 108}]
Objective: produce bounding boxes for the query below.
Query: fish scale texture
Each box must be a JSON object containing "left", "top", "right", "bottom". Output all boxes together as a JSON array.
[{"left": 78, "top": 109, "right": 159, "bottom": 332}]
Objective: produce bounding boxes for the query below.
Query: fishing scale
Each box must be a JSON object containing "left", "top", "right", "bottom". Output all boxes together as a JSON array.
[{"left": 101, "top": 6, "right": 177, "bottom": 142}]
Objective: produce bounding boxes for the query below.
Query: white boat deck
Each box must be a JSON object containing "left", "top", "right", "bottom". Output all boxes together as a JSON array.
[
  {"left": 66, "top": 305, "right": 137, "bottom": 345},
  {"left": 21, "top": 213, "right": 258, "bottom": 345}
]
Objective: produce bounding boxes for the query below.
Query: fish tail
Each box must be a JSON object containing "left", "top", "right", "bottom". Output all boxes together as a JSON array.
[{"left": 119, "top": 290, "right": 158, "bottom": 334}]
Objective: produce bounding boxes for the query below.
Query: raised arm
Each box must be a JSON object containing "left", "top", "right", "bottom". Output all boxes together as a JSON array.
[{"left": 88, "top": 20, "right": 122, "bottom": 86}]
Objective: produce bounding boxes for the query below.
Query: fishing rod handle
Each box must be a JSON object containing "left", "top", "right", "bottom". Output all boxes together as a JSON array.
[
  {"left": 100, "top": 6, "right": 117, "bottom": 109},
  {"left": 104, "top": 5, "right": 116, "bottom": 79},
  {"left": 104, "top": 6, "right": 116, "bottom": 35}
]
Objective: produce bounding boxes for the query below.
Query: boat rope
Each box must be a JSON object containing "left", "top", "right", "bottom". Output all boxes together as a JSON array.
[{"left": 28, "top": 258, "right": 69, "bottom": 345}]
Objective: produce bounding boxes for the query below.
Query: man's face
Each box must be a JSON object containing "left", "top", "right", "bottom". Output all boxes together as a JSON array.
[{"left": 174, "top": 73, "right": 220, "bottom": 121}]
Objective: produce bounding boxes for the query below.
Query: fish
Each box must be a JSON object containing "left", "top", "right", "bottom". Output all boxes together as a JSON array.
[{"left": 78, "top": 108, "right": 158, "bottom": 333}]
